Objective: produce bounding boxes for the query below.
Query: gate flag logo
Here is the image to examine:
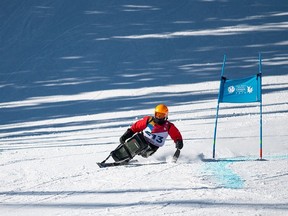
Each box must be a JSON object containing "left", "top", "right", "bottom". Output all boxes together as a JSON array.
[{"left": 219, "top": 74, "right": 261, "bottom": 103}]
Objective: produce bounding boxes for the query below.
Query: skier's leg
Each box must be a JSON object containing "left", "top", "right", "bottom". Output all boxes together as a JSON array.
[
  {"left": 111, "top": 144, "right": 132, "bottom": 162},
  {"left": 139, "top": 144, "right": 159, "bottom": 158}
]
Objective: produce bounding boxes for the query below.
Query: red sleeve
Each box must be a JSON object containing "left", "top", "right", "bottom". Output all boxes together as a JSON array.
[
  {"left": 130, "top": 116, "right": 151, "bottom": 133},
  {"left": 168, "top": 122, "right": 183, "bottom": 143}
]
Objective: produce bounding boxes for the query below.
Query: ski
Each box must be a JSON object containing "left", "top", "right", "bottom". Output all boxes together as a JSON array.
[
  {"left": 97, "top": 161, "right": 128, "bottom": 168},
  {"left": 97, "top": 160, "right": 169, "bottom": 168},
  {"left": 97, "top": 159, "right": 139, "bottom": 168}
]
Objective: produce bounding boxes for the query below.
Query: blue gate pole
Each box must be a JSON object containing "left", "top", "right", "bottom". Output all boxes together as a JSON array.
[
  {"left": 212, "top": 54, "right": 226, "bottom": 159},
  {"left": 259, "top": 53, "right": 263, "bottom": 159}
]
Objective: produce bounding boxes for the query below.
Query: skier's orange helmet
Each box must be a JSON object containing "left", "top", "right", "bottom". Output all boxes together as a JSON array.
[{"left": 154, "top": 104, "right": 168, "bottom": 120}]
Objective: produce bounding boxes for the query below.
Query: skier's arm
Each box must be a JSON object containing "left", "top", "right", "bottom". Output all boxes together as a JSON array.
[
  {"left": 130, "top": 116, "right": 151, "bottom": 132},
  {"left": 168, "top": 123, "right": 183, "bottom": 146},
  {"left": 119, "top": 129, "right": 134, "bottom": 144},
  {"left": 120, "top": 116, "right": 151, "bottom": 144},
  {"left": 168, "top": 123, "right": 183, "bottom": 162}
]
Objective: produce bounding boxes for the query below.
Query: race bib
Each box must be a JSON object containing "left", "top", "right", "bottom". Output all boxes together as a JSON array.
[{"left": 143, "top": 126, "right": 168, "bottom": 147}]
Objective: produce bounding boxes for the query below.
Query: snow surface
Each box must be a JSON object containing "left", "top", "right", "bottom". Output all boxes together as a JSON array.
[{"left": 1, "top": 1, "right": 288, "bottom": 216}]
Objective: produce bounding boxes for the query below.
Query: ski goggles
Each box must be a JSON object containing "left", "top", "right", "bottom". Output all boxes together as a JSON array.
[{"left": 155, "top": 112, "right": 167, "bottom": 119}]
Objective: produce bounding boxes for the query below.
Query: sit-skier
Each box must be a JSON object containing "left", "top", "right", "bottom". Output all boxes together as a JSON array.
[{"left": 99, "top": 104, "right": 184, "bottom": 166}]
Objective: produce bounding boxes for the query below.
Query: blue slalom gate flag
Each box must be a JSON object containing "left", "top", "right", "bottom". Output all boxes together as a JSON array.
[
  {"left": 213, "top": 54, "right": 263, "bottom": 160},
  {"left": 219, "top": 74, "right": 261, "bottom": 103}
]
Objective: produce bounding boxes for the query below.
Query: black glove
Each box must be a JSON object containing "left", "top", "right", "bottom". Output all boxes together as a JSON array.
[
  {"left": 119, "top": 129, "right": 134, "bottom": 144},
  {"left": 175, "top": 140, "right": 183, "bottom": 150}
]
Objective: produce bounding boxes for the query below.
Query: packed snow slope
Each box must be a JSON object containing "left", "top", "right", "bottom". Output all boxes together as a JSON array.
[{"left": 0, "top": 1, "right": 288, "bottom": 216}]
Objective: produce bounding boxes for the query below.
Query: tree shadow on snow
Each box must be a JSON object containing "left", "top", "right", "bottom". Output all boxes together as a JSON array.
[
  {"left": 1, "top": 0, "right": 288, "bottom": 135},
  {"left": 0, "top": 199, "right": 287, "bottom": 211}
]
